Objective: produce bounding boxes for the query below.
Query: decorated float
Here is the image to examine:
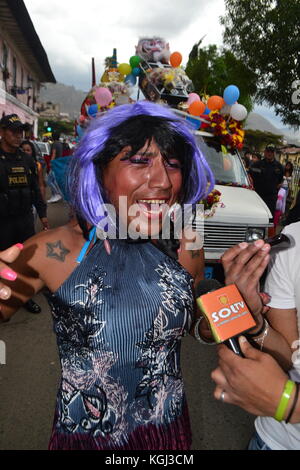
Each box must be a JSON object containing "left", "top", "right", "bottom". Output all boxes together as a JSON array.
[{"left": 76, "top": 39, "right": 247, "bottom": 155}]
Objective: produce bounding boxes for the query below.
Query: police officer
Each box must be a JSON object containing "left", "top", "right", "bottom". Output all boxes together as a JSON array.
[
  {"left": 249, "top": 144, "right": 284, "bottom": 218},
  {"left": 0, "top": 114, "right": 48, "bottom": 313}
]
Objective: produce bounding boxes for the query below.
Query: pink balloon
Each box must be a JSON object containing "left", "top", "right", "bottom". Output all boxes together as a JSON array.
[
  {"left": 95, "top": 87, "right": 112, "bottom": 106},
  {"left": 187, "top": 93, "right": 201, "bottom": 106}
]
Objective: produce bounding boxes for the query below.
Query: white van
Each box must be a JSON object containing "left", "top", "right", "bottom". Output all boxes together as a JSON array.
[{"left": 195, "top": 132, "right": 273, "bottom": 279}]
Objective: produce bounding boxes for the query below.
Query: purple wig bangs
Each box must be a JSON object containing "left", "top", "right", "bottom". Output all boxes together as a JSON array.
[{"left": 68, "top": 101, "right": 214, "bottom": 226}]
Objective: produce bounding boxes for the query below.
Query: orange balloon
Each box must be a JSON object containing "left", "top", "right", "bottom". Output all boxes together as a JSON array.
[
  {"left": 188, "top": 100, "right": 205, "bottom": 116},
  {"left": 170, "top": 52, "right": 182, "bottom": 68},
  {"left": 207, "top": 95, "right": 225, "bottom": 110}
]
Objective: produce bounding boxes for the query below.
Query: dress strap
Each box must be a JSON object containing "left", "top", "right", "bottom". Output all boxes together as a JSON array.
[{"left": 76, "top": 226, "right": 97, "bottom": 263}]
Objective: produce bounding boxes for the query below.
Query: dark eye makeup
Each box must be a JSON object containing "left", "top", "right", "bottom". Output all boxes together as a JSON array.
[{"left": 120, "top": 153, "right": 181, "bottom": 169}]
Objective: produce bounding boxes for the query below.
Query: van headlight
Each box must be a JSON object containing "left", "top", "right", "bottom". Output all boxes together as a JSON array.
[{"left": 245, "top": 228, "right": 265, "bottom": 242}]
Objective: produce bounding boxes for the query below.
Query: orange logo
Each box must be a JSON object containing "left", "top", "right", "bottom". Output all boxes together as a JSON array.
[{"left": 219, "top": 295, "right": 228, "bottom": 305}]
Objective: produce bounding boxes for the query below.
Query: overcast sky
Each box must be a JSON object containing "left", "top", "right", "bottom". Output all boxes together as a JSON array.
[
  {"left": 23, "top": 0, "right": 289, "bottom": 130},
  {"left": 24, "top": 0, "right": 225, "bottom": 91}
]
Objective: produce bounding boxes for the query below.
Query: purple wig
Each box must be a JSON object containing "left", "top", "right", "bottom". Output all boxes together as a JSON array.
[{"left": 68, "top": 101, "right": 214, "bottom": 226}]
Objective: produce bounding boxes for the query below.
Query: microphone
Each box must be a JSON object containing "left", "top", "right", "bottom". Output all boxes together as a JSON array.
[{"left": 195, "top": 279, "right": 257, "bottom": 356}]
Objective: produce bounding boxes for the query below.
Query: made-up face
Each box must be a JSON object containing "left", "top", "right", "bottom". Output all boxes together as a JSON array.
[
  {"left": 0, "top": 128, "right": 23, "bottom": 151},
  {"left": 101, "top": 139, "right": 183, "bottom": 237}
]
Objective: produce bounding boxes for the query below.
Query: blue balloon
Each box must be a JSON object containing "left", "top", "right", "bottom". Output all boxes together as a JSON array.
[
  {"left": 125, "top": 74, "right": 137, "bottom": 86},
  {"left": 186, "top": 116, "right": 200, "bottom": 130},
  {"left": 223, "top": 85, "right": 240, "bottom": 105},
  {"left": 132, "top": 67, "right": 141, "bottom": 77},
  {"left": 88, "top": 104, "right": 98, "bottom": 117},
  {"left": 203, "top": 107, "right": 210, "bottom": 115}
]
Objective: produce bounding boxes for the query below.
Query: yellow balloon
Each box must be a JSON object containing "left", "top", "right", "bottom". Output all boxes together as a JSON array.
[{"left": 118, "top": 63, "right": 132, "bottom": 76}]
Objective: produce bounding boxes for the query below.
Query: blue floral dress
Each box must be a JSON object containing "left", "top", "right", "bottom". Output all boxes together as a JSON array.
[{"left": 46, "top": 239, "right": 194, "bottom": 450}]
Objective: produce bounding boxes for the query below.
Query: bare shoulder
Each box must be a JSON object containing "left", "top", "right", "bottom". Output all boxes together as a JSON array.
[
  {"left": 18, "top": 224, "right": 78, "bottom": 263},
  {"left": 11, "top": 222, "right": 85, "bottom": 288},
  {"left": 0, "top": 222, "right": 86, "bottom": 320}
]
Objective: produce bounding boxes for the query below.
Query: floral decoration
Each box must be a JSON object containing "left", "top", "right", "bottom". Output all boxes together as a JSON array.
[
  {"left": 199, "top": 189, "right": 225, "bottom": 218},
  {"left": 207, "top": 110, "right": 245, "bottom": 150}
]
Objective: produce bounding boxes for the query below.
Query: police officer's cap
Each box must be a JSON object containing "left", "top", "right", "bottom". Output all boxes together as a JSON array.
[
  {"left": 0, "top": 114, "right": 30, "bottom": 131},
  {"left": 265, "top": 144, "right": 276, "bottom": 152}
]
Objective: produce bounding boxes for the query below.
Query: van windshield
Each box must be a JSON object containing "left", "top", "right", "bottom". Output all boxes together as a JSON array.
[{"left": 196, "top": 136, "right": 250, "bottom": 187}]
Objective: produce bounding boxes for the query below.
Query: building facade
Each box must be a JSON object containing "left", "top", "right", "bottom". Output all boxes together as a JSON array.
[
  {"left": 0, "top": 0, "right": 55, "bottom": 136},
  {"left": 278, "top": 146, "right": 300, "bottom": 167}
]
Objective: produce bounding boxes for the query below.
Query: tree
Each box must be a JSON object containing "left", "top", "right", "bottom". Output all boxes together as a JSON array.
[
  {"left": 185, "top": 41, "right": 257, "bottom": 111},
  {"left": 38, "top": 119, "right": 74, "bottom": 137},
  {"left": 221, "top": 0, "right": 300, "bottom": 126}
]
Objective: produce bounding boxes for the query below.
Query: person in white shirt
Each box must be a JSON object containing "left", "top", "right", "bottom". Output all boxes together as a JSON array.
[{"left": 212, "top": 221, "right": 300, "bottom": 450}]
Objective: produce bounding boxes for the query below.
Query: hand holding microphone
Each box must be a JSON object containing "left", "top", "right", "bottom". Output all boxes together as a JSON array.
[
  {"left": 195, "top": 279, "right": 256, "bottom": 356},
  {"left": 194, "top": 239, "right": 276, "bottom": 355},
  {"left": 221, "top": 239, "right": 272, "bottom": 319},
  {"left": 194, "top": 236, "right": 292, "bottom": 354},
  {"left": 211, "top": 336, "right": 290, "bottom": 416}
]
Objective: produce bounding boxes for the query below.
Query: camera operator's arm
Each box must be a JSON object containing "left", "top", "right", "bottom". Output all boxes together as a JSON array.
[
  {"left": 212, "top": 337, "right": 300, "bottom": 424},
  {"left": 222, "top": 241, "right": 295, "bottom": 370}
]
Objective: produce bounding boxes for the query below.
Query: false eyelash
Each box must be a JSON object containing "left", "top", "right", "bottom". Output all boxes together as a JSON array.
[{"left": 119, "top": 151, "right": 133, "bottom": 161}]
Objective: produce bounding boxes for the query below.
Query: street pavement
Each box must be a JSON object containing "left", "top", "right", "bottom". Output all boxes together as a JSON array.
[{"left": 0, "top": 199, "right": 254, "bottom": 450}]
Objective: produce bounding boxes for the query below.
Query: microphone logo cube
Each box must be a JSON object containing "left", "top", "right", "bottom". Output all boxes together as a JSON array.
[{"left": 197, "top": 284, "right": 256, "bottom": 343}]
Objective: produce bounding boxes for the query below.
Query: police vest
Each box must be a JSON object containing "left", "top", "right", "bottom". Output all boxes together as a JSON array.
[{"left": 0, "top": 151, "right": 36, "bottom": 217}]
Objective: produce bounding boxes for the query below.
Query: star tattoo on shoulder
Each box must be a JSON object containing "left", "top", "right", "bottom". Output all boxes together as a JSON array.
[{"left": 46, "top": 240, "right": 70, "bottom": 262}]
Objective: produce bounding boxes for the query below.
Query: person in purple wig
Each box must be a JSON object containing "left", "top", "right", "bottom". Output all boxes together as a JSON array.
[
  {"left": 0, "top": 101, "right": 217, "bottom": 450},
  {"left": 68, "top": 101, "right": 214, "bottom": 229}
]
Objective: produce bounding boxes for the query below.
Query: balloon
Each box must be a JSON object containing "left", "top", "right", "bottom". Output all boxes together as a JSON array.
[
  {"left": 132, "top": 67, "right": 141, "bottom": 77},
  {"left": 94, "top": 87, "right": 112, "bottom": 107},
  {"left": 170, "top": 52, "right": 182, "bottom": 68},
  {"left": 187, "top": 93, "right": 200, "bottom": 105},
  {"left": 223, "top": 85, "right": 240, "bottom": 105},
  {"left": 124, "top": 74, "right": 137, "bottom": 86},
  {"left": 230, "top": 103, "right": 248, "bottom": 121},
  {"left": 207, "top": 95, "right": 225, "bottom": 110},
  {"left": 129, "top": 55, "right": 141, "bottom": 68},
  {"left": 203, "top": 107, "right": 210, "bottom": 115},
  {"left": 88, "top": 104, "right": 98, "bottom": 117},
  {"left": 118, "top": 63, "right": 132, "bottom": 76},
  {"left": 188, "top": 100, "right": 205, "bottom": 116},
  {"left": 186, "top": 116, "right": 200, "bottom": 130}
]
